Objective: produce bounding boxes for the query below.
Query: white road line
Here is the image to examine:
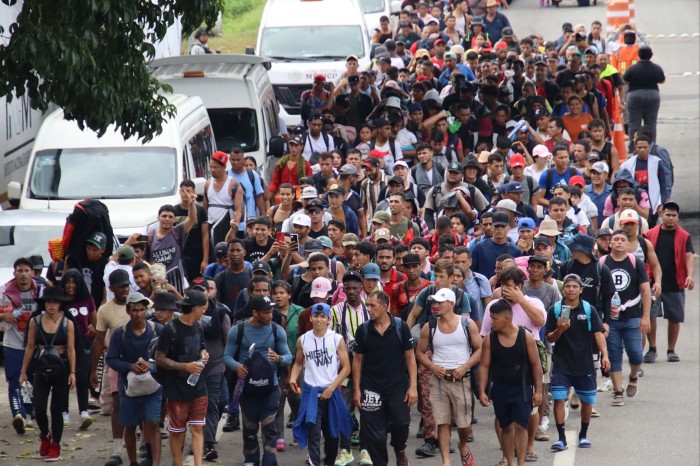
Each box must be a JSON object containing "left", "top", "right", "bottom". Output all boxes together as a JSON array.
[{"left": 552, "top": 430, "right": 578, "bottom": 466}]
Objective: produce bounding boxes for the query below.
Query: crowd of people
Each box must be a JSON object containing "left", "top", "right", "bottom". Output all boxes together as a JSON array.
[{"left": 0, "top": 1, "right": 694, "bottom": 466}]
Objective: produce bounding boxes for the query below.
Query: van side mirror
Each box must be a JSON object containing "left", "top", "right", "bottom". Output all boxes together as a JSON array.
[
  {"left": 193, "top": 177, "right": 207, "bottom": 196},
  {"left": 390, "top": 0, "right": 402, "bottom": 13},
  {"left": 7, "top": 181, "right": 21, "bottom": 207},
  {"left": 268, "top": 136, "right": 284, "bottom": 158},
  {"left": 245, "top": 46, "right": 255, "bottom": 55}
]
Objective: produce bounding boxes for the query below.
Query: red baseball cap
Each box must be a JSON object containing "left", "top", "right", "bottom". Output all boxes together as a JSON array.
[
  {"left": 212, "top": 151, "right": 228, "bottom": 166},
  {"left": 314, "top": 74, "right": 326, "bottom": 82},
  {"left": 509, "top": 153, "right": 526, "bottom": 168},
  {"left": 495, "top": 41, "right": 508, "bottom": 50},
  {"left": 569, "top": 175, "right": 585, "bottom": 188}
]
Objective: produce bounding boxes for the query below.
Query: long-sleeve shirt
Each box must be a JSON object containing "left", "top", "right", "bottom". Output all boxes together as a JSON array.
[
  {"left": 268, "top": 158, "right": 312, "bottom": 194},
  {"left": 223, "top": 321, "right": 292, "bottom": 386}
]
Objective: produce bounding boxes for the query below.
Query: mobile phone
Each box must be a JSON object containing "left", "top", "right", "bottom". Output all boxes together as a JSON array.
[
  {"left": 561, "top": 305, "right": 571, "bottom": 321},
  {"left": 289, "top": 233, "right": 299, "bottom": 248},
  {"left": 137, "top": 234, "right": 149, "bottom": 243},
  {"left": 276, "top": 231, "right": 285, "bottom": 243}
]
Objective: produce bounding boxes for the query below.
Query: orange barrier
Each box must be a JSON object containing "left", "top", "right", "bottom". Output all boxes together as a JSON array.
[
  {"left": 612, "top": 102, "right": 627, "bottom": 162},
  {"left": 607, "top": 0, "right": 635, "bottom": 37}
]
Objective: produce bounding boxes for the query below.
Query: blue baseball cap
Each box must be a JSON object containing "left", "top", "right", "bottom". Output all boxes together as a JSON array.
[
  {"left": 310, "top": 303, "right": 331, "bottom": 317},
  {"left": 361, "top": 263, "right": 381, "bottom": 280},
  {"left": 517, "top": 218, "right": 536, "bottom": 230}
]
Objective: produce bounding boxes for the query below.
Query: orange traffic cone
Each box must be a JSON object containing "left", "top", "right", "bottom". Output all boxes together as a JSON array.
[{"left": 612, "top": 105, "right": 627, "bottom": 163}]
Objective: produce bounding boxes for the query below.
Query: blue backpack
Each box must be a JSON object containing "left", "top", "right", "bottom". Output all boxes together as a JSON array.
[{"left": 554, "top": 300, "right": 592, "bottom": 331}]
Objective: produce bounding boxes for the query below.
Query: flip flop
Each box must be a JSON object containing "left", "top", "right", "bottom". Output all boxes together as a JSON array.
[
  {"left": 551, "top": 440, "right": 568, "bottom": 452},
  {"left": 578, "top": 438, "right": 592, "bottom": 448}
]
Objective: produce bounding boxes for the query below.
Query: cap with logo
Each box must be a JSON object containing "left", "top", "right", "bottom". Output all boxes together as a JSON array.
[
  {"left": 126, "top": 292, "right": 153, "bottom": 308},
  {"left": 252, "top": 261, "right": 272, "bottom": 274},
  {"left": 568, "top": 175, "right": 586, "bottom": 188},
  {"left": 109, "top": 269, "right": 131, "bottom": 286},
  {"left": 87, "top": 232, "right": 107, "bottom": 249},
  {"left": 342, "top": 233, "right": 359, "bottom": 247},
  {"left": 293, "top": 214, "right": 312, "bottom": 227},
  {"left": 328, "top": 184, "right": 346, "bottom": 196},
  {"left": 288, "top": 134, "right": 303, "bottom": 146},
  {"left": 590, "top": 161, "right": 609, "bottom": 173},
  {"left": 190, "top": 276, "right": 210, "bottom": 291},
  {"left": 375, "top": 228, "right": 391, "bottom": 242},
  {"left": 211, "top": 150, "right": 228, "bottom": 166},
  {"left": 250, "top": 295, "right": 273, "bottom": 312},
  {"left": 619, "top": 209, "right": 639, "bottom": 224},
  {"left": 361, "top": 263, "right": 381, "bottom": 280},
  {"left": 447, "top": 162, "right": 462, "bottom": 173},
  {"left": 430, "top": 288, "right": 456, "bottom": 303},
  {"left": 310, "top": 303, "right": 331, "bottom": 317},
  {"left": 176, "top": 289, "right": 208, "bottom": 308},
  {"left": 301, "top": 186, "right": 319, "bottom": 199},
  {"left": 310, "top": 277, "right": 332, "bottom": 298},
  {"left": 342, "top": 270, "right": 363, "bottom": 283},
  {"left": 509, "top": 154, "right": 526, "bottom": 168},
  {"left": 363, "top": 157, "right": 380, "bottom": 168},
  {"left": 503, "top": 182, "right": 524, "bottom": 193}
]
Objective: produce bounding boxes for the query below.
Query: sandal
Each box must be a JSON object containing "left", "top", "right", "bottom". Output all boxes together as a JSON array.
[
  {"left": 525, "top": 450, "right": 538, "bottom": 462},
  {"left": 467, "top": 433, "right": 475, "bottom": 442},
  {"left": 578, "top": 438, "right": 592, "bottom": 448},
  {"left": 551, "top": 440, "right": 568, "bottom": 452},
  {"left": 497, "top": 460, "right": 507, "bottom": 466}
]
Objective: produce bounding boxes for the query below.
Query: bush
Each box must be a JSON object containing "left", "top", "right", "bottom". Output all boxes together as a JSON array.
[{"left": 227, "top": 0, "right": 255, "bottom": 17}]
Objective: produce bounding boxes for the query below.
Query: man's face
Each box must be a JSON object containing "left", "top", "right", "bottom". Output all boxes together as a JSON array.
[
  {"left": 547, "top": 121, "right": 560, "bottom": 138},
  {"left": 610, "top": 233, "right": 629, "bottom": 253},
  {"left": 590, "top": 170, "right": 605, "bottom": 186},
  {"left": 527, "top": 262, "right": 546, "bottom": 281},
  {"left": 549, "top": 203, "right": 567, "bottom": 222},
  {"left": 589, "top": 126, "right": 605, "bottom": 142},
  {"left": 388, "top": 195, "right": 403, "bottom": 215},
  {"left": 618, "top": 193, "right": 636, "bottom": 210},
  {"left": 306, "top": 206, "right": 323, "bottom": 225},
  {"left": 366, "top": 295, "right": 387, "bottom": 321},
  {"left": 309, "top": 261, "right": 329, "bottom": 279},
  {"left": 553, "top": 151, "right": 569, "bottom": 169},
  {"left": 562, "top": 282, "right": 582, "bottom": 301},
  {"left": 279, "top": 188, "right": 294, "bottom": 205},
  {"left": 253, "top": 309, "right": 273, "bottom": 326},
  {"left": 433, "top": 271, "right": 451, "bottom": 289},
  {"left": 179, "top": 185, "right": 194, "bottom": 203},
  {"left": 622, "top": 221, "right": 638, "bottom": 237},
  {"left": 13, "top": 264, "right": 33, "bottom": 288},
  {"left": 288, "top": 142, "right": 302, "bottom": 156},
  {"left": 596, "top": 235, "right": 611, "bottom": 253},
  {"left": 319, "top": 158, "right": 333, "bottom": 175},
  {"left": 111, "top": 283, "right": 130, "bottom": 302},
  {"left": 228, "top": 243, "right": 245, "bottom": 266},
  {"left": 252, "top": 280, "right": 270, "bottom": 297},
  {"left": 403, "top": 262, "right": 420, "bottom": 281},
  {"left": 254, "top": 224, "right": 270, "bottom": 242},
  {"left": 344, "top": 280, "right": 362, "bottom": 303},
  {"left": 635, "top": 141, "right": 650, "bottom": 159},
  {"left": 535, "top": 243, "right": 552, "bottom": 258},
  {"left": 128, "top": 303, "right": 148, "bottom": 325},
  {"left": 376, "top": 249, "right": 394, "bottom": 272},
  {"left": 346, "top": 59, "right": 359, "bottom": 73},
  {"left": 489, "top": 160, "right": 504, "bottom": 178},
  {"left": 133, "top": 269, "right": 151, "bottom": 289},
  {"left": 573, "top": 144, "right": 588, "bottom": 162},
  {"left": 481, "top": 218, "right": 494, "bottom": 237},
  {"left": 661, "top": 209, "right": 679, "bottom": 229},
  {"left": 309, "top": 119, "right": 322, "bottom": 136},
  {"left": 568, "top": 99, "right": 582, "bottom": 114},
  {"left": 444, "top": 57, "right": 456, "bottom": 70},
  {"left": 230, "top": 151, "right": 245, "bottom": 172},
  {"left": 393, "top": 164, "right": 408, "bottom": 180},
  {"left": 328, "top": 192, "right": 343, "bottom": 209},
  {"left": 411, "top": 244, "right": 428, "bottom": 262},
  {"left": 352, "top": 250, "right": 370, "bottom": 267},
  {"left": 596, "top": 53, "right": 609, "bottom": 67},
  {"left": 86, "top": 243, "right": 105, "bottom": 262},
  {"left": 519, "top": 228, "right": 534, "bottom": 243},
  {"left": 209, "top": 160, "right": 226, "bottom": 177},
  {"left": 292, "top": 224, "right": 310, "bottom": 239},
  {"left": 492, "top": 224, "right": 508, "bottom": 241}
]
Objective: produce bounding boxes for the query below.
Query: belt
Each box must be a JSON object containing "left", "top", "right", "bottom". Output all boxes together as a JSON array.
[{"left": 443, "top": 369, "right": 470, "bottom": 381}]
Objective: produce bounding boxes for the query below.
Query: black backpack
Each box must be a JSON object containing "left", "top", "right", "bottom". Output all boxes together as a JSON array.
[
  {"left": 35, "top": 316, "right": 68, "bottom": 381},
  {"left": 235, "top": 321, "right": 283, "bottom": 396}
]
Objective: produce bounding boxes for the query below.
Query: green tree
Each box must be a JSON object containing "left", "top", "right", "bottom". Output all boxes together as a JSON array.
[{"left": 0, "top": 0, "right": 220, "bottom": 142}]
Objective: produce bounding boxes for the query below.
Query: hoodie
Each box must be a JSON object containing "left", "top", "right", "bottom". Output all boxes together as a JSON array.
[{"left": 604, "top": 168, "right": 651, "bottom": 216}]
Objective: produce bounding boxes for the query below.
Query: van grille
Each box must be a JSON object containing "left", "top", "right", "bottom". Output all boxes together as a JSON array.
[{"left": 273, "top": 85, "right": 307, "bottom": 115}]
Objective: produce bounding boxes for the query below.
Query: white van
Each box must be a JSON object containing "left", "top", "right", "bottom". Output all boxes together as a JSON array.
[
  {"left": 7, "top": 94, "right": 215, "bottom": 236},
  {"left": 256, "top": 0, "right": 372, "bottom": 127},
  {"left": 148, "top": 54, "right": 285, "bottom": 182},
  {"left": 359, "top": 0, "right": 402, "bottom": 32}
]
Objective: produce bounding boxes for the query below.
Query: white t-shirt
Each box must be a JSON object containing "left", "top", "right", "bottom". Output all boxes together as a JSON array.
[{"left": 301, "top": 329, "right": 343, "bottom": 387}]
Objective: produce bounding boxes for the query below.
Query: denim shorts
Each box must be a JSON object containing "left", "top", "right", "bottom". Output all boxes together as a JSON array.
[
  {"left": 120, "top": 389, "right": 163, "bottom": 427},
  {"left": 606, "top": 317, "right": 643, "bottom": 372}
]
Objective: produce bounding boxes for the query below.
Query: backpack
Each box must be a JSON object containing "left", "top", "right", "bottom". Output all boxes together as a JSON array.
[
  {"left": 61, "top": 199, "right": 114, "bottom": 265},
  {"left": 359, "top": 316, "right": 404, "bottom": 349},
  {"left": 428, "top": 315, "right": 471, "bottom": 354},
  {"left": 599, "top": 253, "right": 636, "bottom": 270},
  {"left": 554, "top": 300, "right": 592, "bottom": 331},
  {"left": 302, "top": 131, "right": 331, "bottom": 153},
  {"left": 234, "top": 321, "right": 283, "bottom": 396},
  {"left": 420, "top": 285, "right": 466, "bottom": 327},
  {"left": 34, "top": 316, "right": 68, "bottom": 381},
  {"left": 605, "top": 213, "right": 642, "bottom": 235}
]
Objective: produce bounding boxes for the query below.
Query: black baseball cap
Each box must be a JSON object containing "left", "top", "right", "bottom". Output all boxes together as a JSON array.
[
  {"left": 250, "top": 295, "right": 273, "bottom": 312},
  {"left": 176, "top": 289, "right": 208, "bottom": 308},
  {"left": 109, "top": 269, "right": 131, "bottom": 287},
  {"left": 190, "top": 277, "right": 210, "bottom": 291}
]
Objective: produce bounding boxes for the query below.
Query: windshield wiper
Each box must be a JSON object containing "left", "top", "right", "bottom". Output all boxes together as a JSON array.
[
  {"left": 305, "top": 55, "right": 349, "bottom": 60},
  {"left": 268, "top": 55, "right": 317, "bottom": 62}
]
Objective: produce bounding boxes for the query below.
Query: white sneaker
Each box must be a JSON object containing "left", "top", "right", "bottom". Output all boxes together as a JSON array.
[
  {"left": 359, "top": 448, "right": 373, "bottom": 465},
  {"left": 564, "top": 401, "right": 570, "bottom": 421},
  {"left": 540, "top": 415, "right": 550, "bottom": 430},
  {"left": 62, "top": 412, "right": 71, "bottom": 426},
  {"left": 597, "top": 377, "right": 612, "bottom": 392},
  {"left": 79, "top": 411, "right": 94, "bottom": 430},
  {"left": 569, "top": 393, "right": 581, "bottom": 411}
]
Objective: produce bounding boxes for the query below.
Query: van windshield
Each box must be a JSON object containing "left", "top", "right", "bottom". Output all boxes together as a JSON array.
[
  {"left": 207, "top": 108, "right": 259, "bottom": 153},
  {"left": 261, "top": 26, "right": 365, "bottom": 59},
  {"left": 29, "top": 148, "right": 177, "bottom": 200},
  {"left": 359, "top": 0, "right": 385, "bottom": 14}
]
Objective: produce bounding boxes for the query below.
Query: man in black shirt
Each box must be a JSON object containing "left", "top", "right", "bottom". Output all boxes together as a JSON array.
[
  {"left": 546, "top": 274, "right": 609, "bottom": 452},
  {"left": 176, "top": 180, "right": 210, "bottom": 281},
  {"left": 244, "top": 217, "right": 274, "bottom": 264},
  {"left": 215, "top": 239, "right": 252, "bottom": 312},
  {"left": 353, "top": 290, "right": 417, "bottom": 466}
]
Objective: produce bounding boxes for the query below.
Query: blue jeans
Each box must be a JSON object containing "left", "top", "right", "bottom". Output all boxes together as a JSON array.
[
  {"left": 240, "top": 389, "right": 281, "bottom": 466},
  {"left": 4, "top": 347, "right": 32, "bottom": 418},
  {"left": 607, "top": 318, "right": 643, "bottom": 372}
]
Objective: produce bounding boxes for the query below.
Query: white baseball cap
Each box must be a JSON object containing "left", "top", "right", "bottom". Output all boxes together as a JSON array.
[
  {"left": 590, "top": 161, "right": 610, "bottom": 174},
  {"left": 301, "top": 187, "right": 318, "bottom": 199},
  {"left": 532, "top": 144, "right": 552, "bottom": 158},
  {"left": 429, "top": 288, "right": 456, "bottom": 303},
  {"left": 293, "top": 214, "right": 312, "bottom": 227},
  {"left": 393, "top": 160, "right": 409, "bottom": 171},
  {"left": 310, "top": 277, "right": 332, "bottom": 298}
]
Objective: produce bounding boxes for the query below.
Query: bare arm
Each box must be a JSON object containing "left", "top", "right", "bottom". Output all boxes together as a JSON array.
[
  {"left": 19, "top": 319, "right": 37, "bottom": 383},
  {"left": 478, "top": 333, "right": 491, "bottom": 405},
  {"left": 406, "top": 303, "right": 424, "bottom": 328},
  {"left": 525, "top": 332, "right": 543, "bottom": 404},
  {"left": 200, "top": 221, "right": 210, "bottom": 274},
  {"left": 181, "top": 191, "right": 198, "bottom": 234},
  {"left": 66, "top": 320, "right": 77, "bottom": 387},
  {"left": 686, "top": 252, "right": 695, "bottom": 290},
  {"left": 288, "top": 337, "right": 305, "bottom": 389}
]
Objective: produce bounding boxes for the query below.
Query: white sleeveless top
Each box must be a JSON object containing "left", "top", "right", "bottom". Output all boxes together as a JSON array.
[
  {"left": 207, "top": 177, "right": 235, "bottom": 224},
  {"left": 432, "top": 319, "right": 470, "bottom": 370},
  {"left": 301, "top": 329, "right": 343, "bottom": 387}
]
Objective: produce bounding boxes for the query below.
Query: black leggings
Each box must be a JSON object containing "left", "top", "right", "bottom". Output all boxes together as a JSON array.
[
  {"left": 34, "top": 372, "right": 70, "bottom": 442},
  {"left": 65, "top": 348, "right": 90, "bottom": 414}
]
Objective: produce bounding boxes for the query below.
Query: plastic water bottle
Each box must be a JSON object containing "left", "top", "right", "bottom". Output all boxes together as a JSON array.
[
  {"left": 0, "top": 296, "right": 13, "bottom": 331},
  {"left": 611, "top": 292, "right": 621, "bottom": 320},
  {"left": 186, "top": 359, "right": 205, "bottom": 386}
]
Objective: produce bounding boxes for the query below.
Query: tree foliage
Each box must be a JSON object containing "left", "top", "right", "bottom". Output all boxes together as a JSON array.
[{"left": 0, "top": 0, "right": 221, "bottom": 142}]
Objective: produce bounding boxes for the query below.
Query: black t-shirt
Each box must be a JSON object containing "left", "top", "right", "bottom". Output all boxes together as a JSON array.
[
  {"left": 175, "top": 204, "right": 208, "bottom": 259},
  {"left": 156, "top": 319, "right": 207, "bottom": 401},
  {"left": 655, "top": 229, "right": 694, "bottom": 292},
  {"left": 82, "top": 257, "right": 108, "bottom": 306},
  {"left": 623, "top": 61, "right": 665, "bottom": 92},
  {"left": 308, "top": 224, "right": 329, "bottom": 239},
  {"left": 603, "top": 254, "right": 648, "bottom": 319},
  {"left": 546, "top": 301, "right": 604, "bottom": 376},
  {"left": 244, "top": 237, "right": 274, "bottom": 263},
  {"left": 558, "top": 259, "right": 615, "bottom": 320},
  {"left": 216, "top": 268, "right": 252, "bottom": 312},
  {"left": 354, "top": 318, "right": 414, "bottom": 394}
]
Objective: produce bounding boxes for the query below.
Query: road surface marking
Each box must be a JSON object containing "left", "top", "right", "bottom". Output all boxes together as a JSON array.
[{"left": 552, "top": 430, "right": 578, "bottom": 466}]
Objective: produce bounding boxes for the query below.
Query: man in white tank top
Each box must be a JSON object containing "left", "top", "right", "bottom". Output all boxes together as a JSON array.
[
  {"left": 203, "top": 151, "right": 244, "bottom": 245},
  {"left": 289, "top": 303, "right": 353, "bottom": 466},
  {"left": 416, "top": 288, "right": 481, "bottom": 466}
]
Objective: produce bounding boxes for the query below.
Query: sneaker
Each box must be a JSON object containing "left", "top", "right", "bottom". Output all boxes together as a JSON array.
[
  {"left": 25, "top": 417, "right": 34, "bottom": 429},
  {"left": 612, "top": 391, "right": 625, "bottom": 407},
  {"left": 351, "top": 430, "right": 360, "bottom": 447},
  {"left": 535, "top": 426, "right": 549, "bottom": 441},
  {"left": 643, "top": 349, "right": 657, "bottom": 363},
  {"left": 591, "top": 408, "right": 600, "bottom": 418},
  {"left": 104, "top": 454, "right": 123, "bottom": 466},
  {"left": 638, "top": 368, "right": 644, "bottom": 377},
  {"left": 415, "top": 442, "right": 437, "bottom": 457},
  {"left": 39, "top": 433, "right": 52, "bottom": 457},
  {"left": 540, "top": 416, "right": 550, "bottom": 431},
  {"left": 359, "top": 449, "right": 373, "bottom": 465},
  {"left": 45, "top": 442, "right": 61, "bottom": 462},
  {"left": 12, "top": 414, "right": 26, "bottom": 435},
  {"left": 203, "top": 445, "right": 218, "bottom": 461},
  {"left": 286, "top": 413, "right": 294, "bottom": 429},
  {"left": 626, "top": 377, "right": 638, "bottom": 398},
  {"left": 276, "top": 439, "right": 285, "bottom": 452},
  {"left": 159, "top": 423, "right": 168, "bottom": 439},
  {"left": 667, "top": 351, "right": 680, "bottom": 362},
  {"left": 569, "top": 393, "right": 580, "bottom": 411},
  {"left": 334, "top": 449, "right": 354, "bottom": 466},
  {"left": 80, "top": 411, "right": 94, "bottom": 430},
  {"left": 222, "top": 414, "right": 239, "bottom": 432},
  {"left": 138, "top": 459, "right": 153, "bottom": 466},
  {"left": 396, "top": 450, "right": 409, "bottom": 466},
  {"left": 88, "top": 396, "right": 102, "bottom": 410},
  {"left": 101, "top": 408, "right": 112, "bottom": 417},
  {"left": 597, "top": 377, "right": 612, "bottom": 392}
]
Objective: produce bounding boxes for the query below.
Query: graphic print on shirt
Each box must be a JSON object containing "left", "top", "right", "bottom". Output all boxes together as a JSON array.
[
  {"left": 610, "top": 267, "right": 631, "bottom": 292},
  {"left": 305, "top": 345, "right": 335, "bottom": 367},
  {"left": 362, "top": 389, "right": 382, "bottom": 412},
  {"left": 152, "top": 246, "right": 177, "bottom": 266}
]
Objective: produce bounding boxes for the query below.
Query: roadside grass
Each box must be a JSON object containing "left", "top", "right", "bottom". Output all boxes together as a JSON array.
[{"left": 183, "top": 0, "right": 266, "bottom": 54}]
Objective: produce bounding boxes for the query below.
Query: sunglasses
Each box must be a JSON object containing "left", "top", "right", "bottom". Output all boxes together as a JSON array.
[{"left": 306, "top": 209, "right": 322, "bottom": 214}]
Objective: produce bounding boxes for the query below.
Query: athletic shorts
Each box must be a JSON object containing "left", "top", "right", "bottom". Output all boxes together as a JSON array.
[
  {"left": 166, "top": 395, "right": 208, "bottom": 433},
  {"left": 429, "top": 375, "right": 472, "bottom": 428},
  {"left": 490, "top": 383, "right": 533, "bottom": 429},
  {"left": 120, "top": 390, "right": 162, "bottom": 427},
  {"left": 550, "top": 372, "right": 597, "bottom": 405},
  {"left": 660, "top": 291, "right": 685, "bottom": 323}
]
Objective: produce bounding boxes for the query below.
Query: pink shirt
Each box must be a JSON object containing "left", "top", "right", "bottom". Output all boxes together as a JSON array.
[{"left": 480, "top": 297, "right": 546, "bottom": 341}]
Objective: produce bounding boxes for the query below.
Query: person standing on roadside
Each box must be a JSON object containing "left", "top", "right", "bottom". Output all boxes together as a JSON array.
[
  {"left": 155, "top": 290, "right": 210, "bottom": 466},
  {"left": 643, "top": 202, "right": 695, "bottom": 363},
  {"left": 623, "top": 46, "right": 665, "bottom": 148},
  {"left": 353, "top": 291, "right": 417, "bottom": 466},
  {"left": 479, "top": 299, "right": 542, "bottom": 466},
  {"left": 546, "top": 274, "right": 609, "bottom": 452}
]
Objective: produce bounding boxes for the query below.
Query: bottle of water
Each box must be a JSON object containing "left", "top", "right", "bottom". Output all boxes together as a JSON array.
[
  {"left": 186, "top": 359, "right": 205, "bottom": 386},
  {"left": 611, "top": 292, "right": 621, "bottom": 320},
  {"left": 0, "top": 296, "right": 13, "bottom": 331}
]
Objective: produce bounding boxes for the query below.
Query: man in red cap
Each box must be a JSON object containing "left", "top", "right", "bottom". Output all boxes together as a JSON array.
[
  {"left": 301, "top": 75, "right": 334, "bottom": 113},
  {"left": 204, "top": 151, "right": 244, "bottom": 244},
  {"left": 508, "top": 153, "right": 540, "bottom": 206}
]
